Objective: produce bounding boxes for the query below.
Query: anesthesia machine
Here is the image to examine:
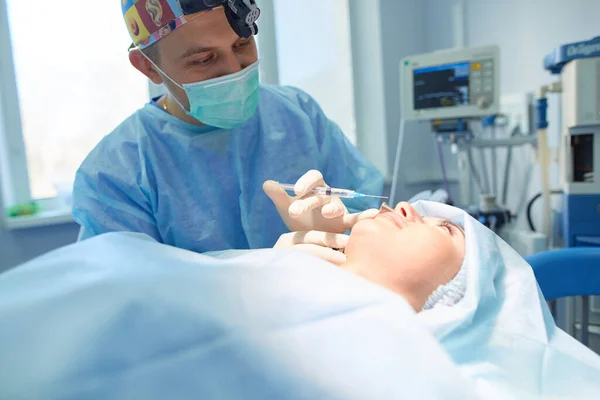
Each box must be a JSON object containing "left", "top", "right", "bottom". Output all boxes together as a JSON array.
[{"left": 543, "top": 36, "right": 600, "bottom": 248}]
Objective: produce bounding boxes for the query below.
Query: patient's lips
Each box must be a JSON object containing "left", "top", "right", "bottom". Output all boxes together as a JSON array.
[
  {"left": 379, "top": 213, "right": 405, "bottom": 229},
  {"left": 378, "top": 203, "right": 406, "bottom": 229}
]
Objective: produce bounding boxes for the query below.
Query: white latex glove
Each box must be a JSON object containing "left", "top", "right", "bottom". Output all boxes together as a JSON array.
[
  {"left": 263, "top": 170, "right": 379, "bottom": 234},
  {"left": 274, "top": 231, "right": 349, "bottom": 265}
]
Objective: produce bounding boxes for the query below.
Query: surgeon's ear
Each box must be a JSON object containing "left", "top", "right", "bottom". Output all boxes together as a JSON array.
[{"left": 129, "top": 49, "right": 164, "bottom": 86}]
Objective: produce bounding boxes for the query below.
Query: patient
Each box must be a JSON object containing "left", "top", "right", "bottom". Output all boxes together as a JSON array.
[
  {"left": 274, "top": 199, "right": 468, "bottom": 312},
  {"left": 341, "top": 202, "right": 466, "bottom": 311}
]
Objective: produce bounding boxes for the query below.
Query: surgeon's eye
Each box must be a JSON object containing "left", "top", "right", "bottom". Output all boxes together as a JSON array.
[
  {"left": 189, "top": 54, "right": 215, "bottom": 67},
  {"left": 438, "top": 221, "right": 455, "bottom": 236},
  {"left": 233, "top": 39, "right": 251, "bottom": 51}
]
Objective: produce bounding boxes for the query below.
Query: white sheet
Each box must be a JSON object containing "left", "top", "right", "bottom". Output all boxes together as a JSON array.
[
  {"left": 0, "top": 201, "right": 598, "bottom": 399},
  {"left": 413, "top": 201, "right": 600, "bottom": 398}
]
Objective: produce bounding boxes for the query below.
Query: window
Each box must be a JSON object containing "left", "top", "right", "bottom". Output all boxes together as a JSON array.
[
  {"left": 2, "top": 0, "right": 149, "bottom": 203},
  {"left": 272, "top": 0, "right": 357, "bottom": 144}
]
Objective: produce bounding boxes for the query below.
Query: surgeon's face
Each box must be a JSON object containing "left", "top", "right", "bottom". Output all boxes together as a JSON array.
[
  {"left": 343, "top": 202, "right": 466, "bottom": 311},
  {"left": 130, "top": 7, "right": 258, "bottom": 108}
]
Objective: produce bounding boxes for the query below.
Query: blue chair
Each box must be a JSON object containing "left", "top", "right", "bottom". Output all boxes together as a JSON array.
[{"left": 526, "top": 247, "right": 600, "bottom": 346}]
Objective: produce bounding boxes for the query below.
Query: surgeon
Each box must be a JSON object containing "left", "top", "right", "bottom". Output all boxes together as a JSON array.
[{"left": 72, "top": 0, "right": 383, "bottom": 262}]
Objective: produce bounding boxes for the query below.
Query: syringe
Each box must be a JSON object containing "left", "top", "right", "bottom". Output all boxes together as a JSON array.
[{"left": 278, "top": 183, "right": 388, "bottom": 199}]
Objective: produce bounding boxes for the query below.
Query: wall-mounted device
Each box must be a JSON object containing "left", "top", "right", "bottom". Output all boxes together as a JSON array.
[{"left": 400, "top": 45, "right": 500, "bottom": 121}]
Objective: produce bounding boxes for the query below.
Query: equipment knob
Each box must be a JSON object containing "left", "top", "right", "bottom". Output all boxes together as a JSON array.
[{"left": 477, "top": 96, "right": 491, "bottom": 109}]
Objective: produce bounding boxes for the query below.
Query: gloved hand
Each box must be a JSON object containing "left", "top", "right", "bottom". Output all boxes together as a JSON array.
[
  {"left": 263, "top": 170, "right": 379, "bottom": 234},
  {"left": 273, "top": 231, "right": 349, "bottom": 265}
]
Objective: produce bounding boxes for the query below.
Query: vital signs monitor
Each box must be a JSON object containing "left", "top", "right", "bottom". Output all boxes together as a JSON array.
[{"left": 400, "top": 45, "right": 500, "bottom": 121}]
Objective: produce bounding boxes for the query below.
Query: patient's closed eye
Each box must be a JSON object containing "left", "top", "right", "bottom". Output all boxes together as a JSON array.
[
  {"left": 437, "top": 220, "right": 465, "bottom": 238},
  {"left": 439, "top": 221, "right": 454, "bottom": 235}
]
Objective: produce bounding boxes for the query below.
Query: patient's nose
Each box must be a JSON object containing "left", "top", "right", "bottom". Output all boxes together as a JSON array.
[{"left": 394, "top": 202, "right": 423, "bottom": 223}]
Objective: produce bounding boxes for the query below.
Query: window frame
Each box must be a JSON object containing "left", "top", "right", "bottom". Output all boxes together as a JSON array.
[{"left": 0, "top": 0, "right": 31, "bottom": 209}]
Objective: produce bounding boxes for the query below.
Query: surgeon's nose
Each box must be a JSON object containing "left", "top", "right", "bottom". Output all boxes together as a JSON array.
[
  {"left": 394, "top": 202, "right": 423, "bottom": 223},
  {"left": 219, "top": 52, "right": 245, "bottom": 77}
]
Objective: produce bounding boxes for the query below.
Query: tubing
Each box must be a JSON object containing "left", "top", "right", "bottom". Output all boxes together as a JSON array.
[
  {"left": 537, "top": 128, "right": 552, "bottom": 239},
  {"left": 390, "top": 119, "right": 406, "bottom": 206}
]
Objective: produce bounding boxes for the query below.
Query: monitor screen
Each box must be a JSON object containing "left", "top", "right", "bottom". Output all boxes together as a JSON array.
[{"left": 412, "top": 60, "right": 493, "bottom": 111}]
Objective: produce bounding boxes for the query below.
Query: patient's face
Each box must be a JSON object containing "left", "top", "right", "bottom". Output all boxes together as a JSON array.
[{"left": 343, "top": 202, "right": 466, "bottom": 310}]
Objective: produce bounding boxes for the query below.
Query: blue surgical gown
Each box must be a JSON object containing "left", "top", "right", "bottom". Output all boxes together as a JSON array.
[{"left": 72, "top": 85, "right": 383, "bottom": 253}]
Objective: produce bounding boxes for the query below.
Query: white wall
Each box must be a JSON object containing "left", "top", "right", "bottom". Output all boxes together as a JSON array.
[
  {"left": 380, "top": 0, "right": 427, "bottom": 170},
  {"left": 383, "top": 0, "right": 463, "bottom": 202},
  {"left": 348, "top": 0, "right": 390, "bottom": 177},
  {"left": 0, "top": 223, "right": 80, "bottom": 272},
  {"left": 274, "top": 0, "right": 358, "bottom": 144},
  {"left": 349, "top": 0, "right": 459, "bottom": 202}
]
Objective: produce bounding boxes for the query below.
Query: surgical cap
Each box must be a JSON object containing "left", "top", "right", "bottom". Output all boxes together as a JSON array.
[{"left": 122, "top": 0, "right": 216, "bottom": 49}]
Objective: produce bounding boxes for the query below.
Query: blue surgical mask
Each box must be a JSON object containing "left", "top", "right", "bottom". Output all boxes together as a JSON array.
[{"left": 147, "top": 57, "right": 261, "bottom": 130}]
